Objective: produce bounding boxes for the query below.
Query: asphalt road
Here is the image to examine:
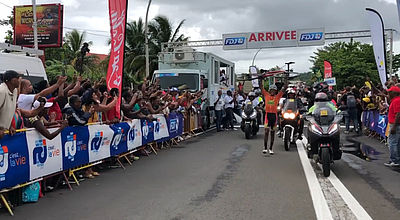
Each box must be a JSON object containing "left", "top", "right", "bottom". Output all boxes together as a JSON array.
[{"left": 1, "top": 129, "right": 400, "bottom": 219}]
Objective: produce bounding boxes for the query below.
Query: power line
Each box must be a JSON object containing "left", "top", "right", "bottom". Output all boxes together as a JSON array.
[
  {"left": 64, "top": 26, "right": 109, "bottom": 33},
  {"left": 0, "top": 1, "right": 12, "bottom": 9},
  {"left": 63, "top": 27, "right": 110, "bottom": 38}
]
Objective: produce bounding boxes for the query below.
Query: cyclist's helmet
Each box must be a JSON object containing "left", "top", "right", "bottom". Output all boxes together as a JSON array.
[{"left": 269, "top": 84, "right": 278, "bottom": 91}]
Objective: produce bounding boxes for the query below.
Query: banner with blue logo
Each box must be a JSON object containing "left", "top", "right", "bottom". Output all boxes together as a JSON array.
[
  {"left": 0, "top": 133, "right": 30, "bottom": 189},
  {"left": 0, "top": 114, "right": 183, "bottom": 190}
]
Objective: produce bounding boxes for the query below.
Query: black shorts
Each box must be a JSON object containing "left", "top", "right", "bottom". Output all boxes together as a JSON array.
[{"left": 265, "top": 112, "right": 277, "bottom": 129}]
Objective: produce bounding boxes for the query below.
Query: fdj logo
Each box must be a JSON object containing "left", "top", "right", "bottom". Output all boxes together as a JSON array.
[
  {"left": 128, "top": 127, "right": 135, "bottom": 142},
  {"left": 0, "top": 146, "right": 9, "bottom": 180},
  {"left": 300, "top": 32, "right": 323, "bottom": 41},
  {"left": 65, "top": 132, "right": 77, "bottom": 161},
  {"left": 170, "top": 119, "right": 178, "bottom": 133},
  {"left": 33, "top": 139, "right": 47, "bottom": 166},
  {"left": 155, "top": 119, "right": 161, "bottom": 133},
  {"left": 142, "top": 121, "right": 149, "bottom": 139},
  {"left": 224, "top": 37, "right": 246, "bottom": 46},
  {"left": 91, "top": 131, "right": 103, "bottom": 152},
  {"left": 111, "top": 128, "right": 123, "bottom": 150}
]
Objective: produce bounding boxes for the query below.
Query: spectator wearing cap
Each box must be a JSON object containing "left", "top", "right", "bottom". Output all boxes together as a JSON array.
[
  {"left": 384, "top": 86, "right": 400, "bottom": 167},
  {"left": 0, "top": 70, "right": 21, "bottom": 138}
]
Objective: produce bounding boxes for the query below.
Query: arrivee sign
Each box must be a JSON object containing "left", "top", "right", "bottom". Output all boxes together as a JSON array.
[{"left": 222, "top": 28, "right": 325, "bottom": 50}]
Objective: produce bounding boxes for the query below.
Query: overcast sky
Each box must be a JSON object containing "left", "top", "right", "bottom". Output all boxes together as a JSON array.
[{"left": 1, "top": 0, "right": 400, "bottom": 74}]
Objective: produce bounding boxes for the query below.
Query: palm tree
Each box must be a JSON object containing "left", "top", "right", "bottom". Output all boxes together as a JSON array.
[{"left": 123, "top": 15, "right": 188, "bottom": 84}]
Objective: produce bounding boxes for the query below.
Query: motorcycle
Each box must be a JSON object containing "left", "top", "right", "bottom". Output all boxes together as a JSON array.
[
  {"left": 240, "top": 101, "right": 259, "bottom": 139},
  {"left": 281, "top": 99, "right": 302, "bottom": 151},
  {"left": 305, "top": 101, "right": 344, "bottom": 177}
]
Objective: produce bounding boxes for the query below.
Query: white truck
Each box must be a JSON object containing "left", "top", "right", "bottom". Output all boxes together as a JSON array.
[
  {"left": 0, "top": 43, "right": 47, "bottom": 85},
  {"left": 154, "top": 47, "right": 235, "bottom": 128}
]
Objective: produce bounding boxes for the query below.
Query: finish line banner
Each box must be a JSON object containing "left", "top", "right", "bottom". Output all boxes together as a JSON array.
[
  {"left": 0, "top": 114, "right": 183, "bottom": 190},
  {"left": 222, "top": 28, "right": 325, "bottom": 50}
]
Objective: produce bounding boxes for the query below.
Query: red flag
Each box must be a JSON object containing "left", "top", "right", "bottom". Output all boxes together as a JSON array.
[
  {"left": 324, "top": 60, "right": 332, "bottom": 79},
  {"left": 107, "top": 0, "right": 127, "bottom": 119}
]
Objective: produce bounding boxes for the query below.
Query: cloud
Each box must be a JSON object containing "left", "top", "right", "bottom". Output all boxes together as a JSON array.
[{"left": 1, "top": 0, "right": 400, "bottom": 73}]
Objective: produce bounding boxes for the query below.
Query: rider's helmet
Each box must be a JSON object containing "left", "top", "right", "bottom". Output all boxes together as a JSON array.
[
  {"left": 248, "top": 92, "right": 256, "bottom": 100},
  {"left": 254, "top": 88, "right": 262, "bottom": 96},
  {"left": 287, "top": 88, "right": 296, "bottom": 99},
  {"left": 313, "top": 81, "right": 329, "bottom": 94},
  {"left": 314, "top": 92, "right": 329, "bottom": 102}
]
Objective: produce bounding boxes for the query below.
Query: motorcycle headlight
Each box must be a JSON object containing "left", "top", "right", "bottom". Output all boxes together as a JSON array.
[
  {"left": 241, "top": 111, "right": 247, "bottom": 118},
  {"left": 311, "top": 123, "right": 323, "bottom": 135},
  {"left": 250, "top": 111, "right": 257, "bottom": 119},
  {"left": 328, "top": 123, "right": 338, "bottom": 135},
  {"left": 283, "top": 112, "right": 296, "bottom": 119}
]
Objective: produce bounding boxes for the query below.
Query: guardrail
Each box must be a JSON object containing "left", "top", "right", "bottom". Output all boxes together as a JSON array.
[{"left": 362, "top": 110, "right": 388, "bottom": 139}]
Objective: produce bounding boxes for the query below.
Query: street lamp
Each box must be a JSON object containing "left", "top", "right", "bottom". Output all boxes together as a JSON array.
[
  {"left": 145, "top": 0, "right": 153, "bottom": 79},
  {"left": 251, "top": 48, "right": 263, "bottom": 66},
  {"left": 285, "top": 61, "right": 295, "bottom": 84}
]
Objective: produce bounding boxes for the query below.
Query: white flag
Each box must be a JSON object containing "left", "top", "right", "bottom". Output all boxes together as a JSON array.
[{"left": 366, "top": 8, "right": 387, "bottom": 88}]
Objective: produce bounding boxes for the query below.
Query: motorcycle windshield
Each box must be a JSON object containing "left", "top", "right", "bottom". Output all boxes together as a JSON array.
[
  {"left": 244, "top": 104, "right": 254, "bottom": 115},
  {"left": 311, "top": 102, "right": 336, "bottom": 126},
  {"left": 283, "top": 99, "right": 298, "bottom": 112}
]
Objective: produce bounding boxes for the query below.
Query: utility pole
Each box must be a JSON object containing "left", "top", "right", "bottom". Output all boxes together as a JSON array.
[
  {"left": 145, "top": 0, "right": 152, "bottom": 79},
  {"left": 32, "top": 0, "right": 39, "bottom": 57}
]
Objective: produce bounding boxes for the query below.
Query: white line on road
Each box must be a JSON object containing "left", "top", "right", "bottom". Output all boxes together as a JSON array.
[
  {"left": 296, "top": 140, "right": 334, "bottom": 220},
  {"left": 300, "top": 137, "right": 373, "bottom": 220},
  {"left": 326, "top": 168, "right": 373, "bottom": 220}
]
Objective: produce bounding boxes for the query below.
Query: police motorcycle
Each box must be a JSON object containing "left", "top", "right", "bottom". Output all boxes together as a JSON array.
[
  {"left": 305, "top": 92, "right": 344, "bottom": 177},
  {"left": 280, "top": 89, "right": 306, "bottom": 151},
  {"left": 241, "top": 92, "right": 260, "bottom": 139}
]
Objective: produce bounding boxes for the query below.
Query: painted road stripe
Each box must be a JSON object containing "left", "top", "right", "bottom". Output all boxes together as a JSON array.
[
  {"left": 326, "top": 169, "right": 373, "bottom": 220},
  {"left": 301, "top": 136, "right": 373, "bottom": 220},
  {"left": 296, "top": 140, "right": 333, "bottom": 220}
]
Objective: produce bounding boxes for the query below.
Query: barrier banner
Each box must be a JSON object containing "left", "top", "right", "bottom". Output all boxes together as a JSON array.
[
  {"left": 27, "top": 129, "right": 63, "bottom": 180},
  {"left": 141, "top": 120, "right": 154, "bottom": 145},
  {"left": 0, "top": 133, "right": 30, "bottom": 189},
  {"left": 109, "top": 123, "right": 129, "bottom": 156},
  {"left": 61, "top": 126, "right": 89, "bottom": 170},
  {"left": 153, "top": 115, "right": 169, "bottom": 141},
  {"left": 127, "top": 120, "right": 142, "bottom": 150},
  {"left": 88, "top": 124, "right": 113, "bottom": 163},
  {"left": 377, "top": 114, "right": 388, "bottom": 138},
  {"left": 0, "top": 114, "right": 183, "bottom": 190}
]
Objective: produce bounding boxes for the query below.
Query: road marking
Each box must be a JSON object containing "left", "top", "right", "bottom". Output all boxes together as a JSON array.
[
  {"left": 326, "top": 168, "right": 373, "bottom": 220},
  {"left": 296, "top": 140, "right": 334, "bottom": 220},
  {"left": 300, "top": 137, "right": 373, "bottom": 220}
]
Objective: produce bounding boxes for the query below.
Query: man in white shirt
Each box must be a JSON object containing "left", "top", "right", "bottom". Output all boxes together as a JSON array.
[
  {"left": 214, "top": 90, "right": 224, "bottom": 132},
  {"left": 0, "top": 70, "right": 21, "bottom": 138},
  {"left": 234, "top": 90, "right": 245, "bottom": 117},
  {"left": 224, "top": 90, "right": 236, "bottom": 130},
  {"left": 18, "top": 76, "right": 66, "bottom": 111}
]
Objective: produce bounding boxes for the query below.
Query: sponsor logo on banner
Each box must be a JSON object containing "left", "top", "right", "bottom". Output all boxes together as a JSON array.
[
  {"left": 33, "top": 139, "right": 47, "bottom": 166},
  {"left": 0, "top": 146, "right": 9, "bottom": 182},
  {"left": 127, "top": 120, "right": 142, "bottom": 150},
  {"left": 110, "top": 128, "right": 123, "bottom": 150},
  {"left": 170, "top": 119, "right": 178, "bottom": 133},
  {"left": 65, "top": 132, "right": 77, "bottom": 161},
  {"left": 299, "top": 32, "right": 323, "bottom": 41},
  {"left": 224, "top": 37, "right": 246, "bottom": 45},
  {"left": 154, "top": 116, "right": 169, "bottom": 140},
  {"left": 91, "top": 131, "right": 104, "bottom": 152}
]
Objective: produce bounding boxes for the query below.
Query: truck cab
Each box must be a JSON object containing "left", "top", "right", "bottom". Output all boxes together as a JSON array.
[{"left": 154, "top": 47, "right": 235, "bottom": 128}]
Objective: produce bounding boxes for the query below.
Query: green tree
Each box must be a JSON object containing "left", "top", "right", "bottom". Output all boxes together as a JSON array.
[
  {"left": 310, "top": 40, "right": 379, "bottom": 89},
  {"left": 0, "top": 11, "right": 14, "bottom": 43}
]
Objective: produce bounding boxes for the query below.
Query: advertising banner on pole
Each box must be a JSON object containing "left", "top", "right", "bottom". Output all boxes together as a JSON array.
[
  {"left": 324, "top": 61, "right": 332, "bottom": 79},
  {"left": 107, "top": 0, "right": 128, "bottom": 118},
  {"left": 223, "top": 28, "right": 325, "bottom": 50},
  {"left": 13, "top": 4, "right": 63, "bottom": 48},
  {"left": 366, "top": 8, "right": 387, "bottom": 88}
]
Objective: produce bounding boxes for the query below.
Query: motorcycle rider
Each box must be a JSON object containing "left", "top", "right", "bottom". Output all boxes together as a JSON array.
[
  {"left": 308, "top": 92, "right": 337, "bottom": 114},
  {"left": 245, "top": 91, "right": 262, "bottom": 125},
  {"left": 261, "top": 84, "right": 287, "bottom": 155},
  {"left": 282, "top": 88, "right": 305, "bottom": 140}
]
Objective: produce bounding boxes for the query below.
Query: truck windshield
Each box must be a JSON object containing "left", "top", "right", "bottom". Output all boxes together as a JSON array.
[{"left": 157, "top": 73, "right": 199, "bottom": 91}]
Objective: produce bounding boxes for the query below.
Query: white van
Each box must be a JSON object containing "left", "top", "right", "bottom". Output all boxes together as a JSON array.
[{"left": 0, "top": 53, "right": 48, "bottom": 85}]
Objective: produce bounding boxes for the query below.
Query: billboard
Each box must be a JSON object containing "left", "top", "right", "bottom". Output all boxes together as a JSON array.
[
  {"left": 14, "top": 4, "right": 63, "bottom": 48},
  {"left": 222, "top": 28, "right": 325, "bottom": 50}
]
